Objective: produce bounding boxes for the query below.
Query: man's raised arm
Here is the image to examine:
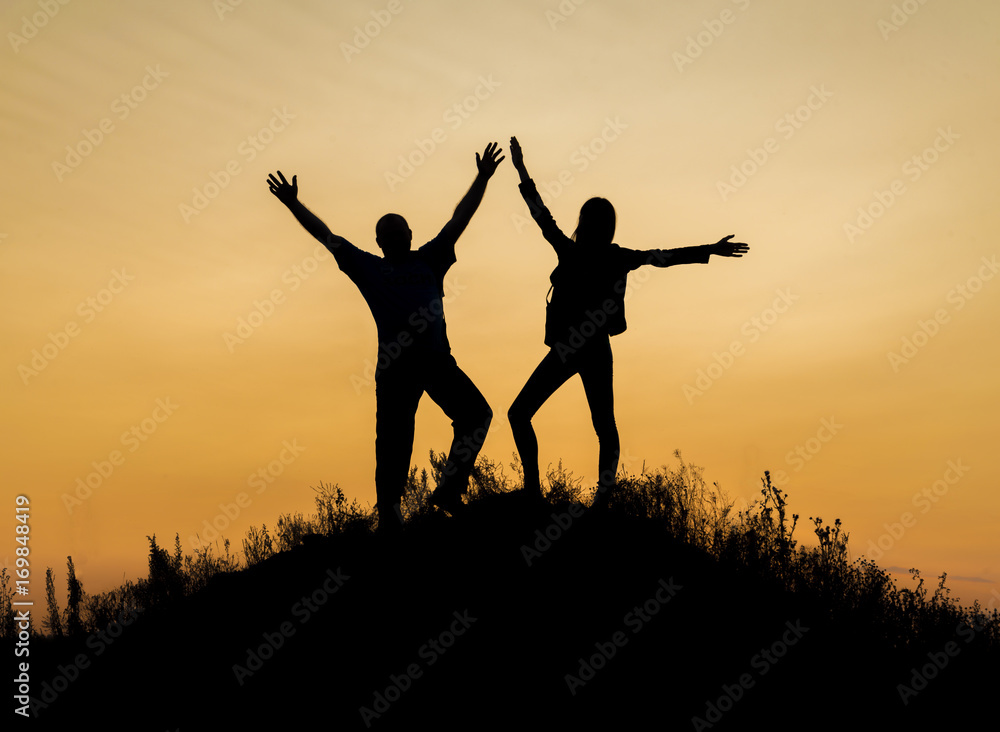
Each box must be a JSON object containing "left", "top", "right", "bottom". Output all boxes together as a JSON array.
[
  {"left": 267, "top": 170, "right": 350, "bottom": 256},
  {"left": 435, "top": 142, "right": 504, "bottom": 244}
]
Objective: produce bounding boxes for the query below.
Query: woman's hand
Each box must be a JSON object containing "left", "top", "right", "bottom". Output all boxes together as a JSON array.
[
  {"left": 710, "top": 235, "right": 749, "bottom": 257},
  {"left": 509, "top": 136, "right": 525, "bottom": 171}
]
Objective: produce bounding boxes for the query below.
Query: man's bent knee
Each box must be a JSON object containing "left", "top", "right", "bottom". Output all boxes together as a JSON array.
[{"left": 455, "top": 406, "right": 490, "bottom": 434}]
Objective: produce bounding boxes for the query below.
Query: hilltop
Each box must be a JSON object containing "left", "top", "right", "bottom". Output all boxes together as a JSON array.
[{"left": 19, "top": 458, "right": 999, "bottom": 730}]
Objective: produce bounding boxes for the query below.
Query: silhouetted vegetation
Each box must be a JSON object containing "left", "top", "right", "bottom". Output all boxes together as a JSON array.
[
  {"left": 0, "top": 567, "right": 13, "bottom": 641},
  {"left": 608, "top": 460, "right": 999, "bottom": 653},
  {"left": 16, "top": 452, "right": 999, "bottom": 729},
  {"left": 64, "top": 557, "right": 83, "bottom": 636},
  {"left": 43, "top": 568, "right": 62, "bottom": 638}
]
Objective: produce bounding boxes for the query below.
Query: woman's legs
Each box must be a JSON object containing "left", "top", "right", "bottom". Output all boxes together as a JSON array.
[
  {"left": 507, "top": 349, "right": 576, "bottom": 494},
  {"left": 578, "top": 338, "right": 620, "bottom": 497}
]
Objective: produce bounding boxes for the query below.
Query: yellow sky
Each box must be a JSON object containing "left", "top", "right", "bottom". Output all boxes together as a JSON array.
[{"left": 3, "top": 0, "right": 998, "bottom": 609}]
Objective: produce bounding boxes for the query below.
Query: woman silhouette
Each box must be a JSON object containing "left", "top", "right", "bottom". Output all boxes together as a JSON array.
[{"left": 507, "top": 136, "right": 748, "bottom": 504}]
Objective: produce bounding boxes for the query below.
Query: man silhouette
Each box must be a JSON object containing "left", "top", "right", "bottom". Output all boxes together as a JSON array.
[{"left": 267, "top": 142, "right": 504, "bottom": 533}]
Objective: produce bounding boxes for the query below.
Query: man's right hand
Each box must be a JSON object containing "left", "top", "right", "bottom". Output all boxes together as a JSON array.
[
  {"left": 476, "top": 142, "right": 505, "bottom": 180},
  {"left": 267, "top": 170, "right": 298, "bottom": 206}
]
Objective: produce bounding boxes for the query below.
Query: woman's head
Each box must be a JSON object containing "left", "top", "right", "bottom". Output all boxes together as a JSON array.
[{"left": 573, "top": 197, "right": 616, "bottom": 247}]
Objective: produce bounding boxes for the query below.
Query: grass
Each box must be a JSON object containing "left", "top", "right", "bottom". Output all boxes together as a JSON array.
[
  {"left": 9, "top": 451, "right": 998, "bottom": 728},
  {"left": 10, "top": 451, "right": 999, "bottom": 648}
]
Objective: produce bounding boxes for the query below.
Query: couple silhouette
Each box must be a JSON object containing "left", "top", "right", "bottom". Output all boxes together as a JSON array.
[{"left": 267, "top": 138, "right": 748, "bottom": 534}]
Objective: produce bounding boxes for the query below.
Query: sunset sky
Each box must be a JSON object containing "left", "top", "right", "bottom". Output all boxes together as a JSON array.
[{"left": 3, "top": 0, "right": 998, "bottom": 610}]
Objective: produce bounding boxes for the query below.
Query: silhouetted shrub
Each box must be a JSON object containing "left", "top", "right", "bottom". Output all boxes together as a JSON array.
[
  {"left": 242, "top": 524, "right": 275, "bottom": 567},
  {"left": 0, "top": 568, "right": 13, "bottom": 641},
  {"left": 33, "top": 451, "right": 999, "bottom": 659},
  {"left": 65, "top": 557, "right": 84, "bottom": 636},
  {"left": 145, "top": 535, "right": 185, "bottom": 607},
  {"left": 44, "top": 568, "right": 63, "bottom": 637},
  {"left": 314, "top": 481, "right": 374, "bottom": 536}
]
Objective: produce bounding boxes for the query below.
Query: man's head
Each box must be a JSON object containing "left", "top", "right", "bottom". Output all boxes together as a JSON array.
[{"left": 375, "top": 213, "right": 412, "bottom": 258}]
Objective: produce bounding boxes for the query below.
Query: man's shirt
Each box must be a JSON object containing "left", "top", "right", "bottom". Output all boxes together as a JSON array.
[{"left": 333, "top": 232, "right": 458, "bottom": 358}]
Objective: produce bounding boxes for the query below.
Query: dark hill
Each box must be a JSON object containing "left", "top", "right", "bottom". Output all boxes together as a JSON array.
[{"left": 25, "top": 490, "right": 997, "bottom": 730}]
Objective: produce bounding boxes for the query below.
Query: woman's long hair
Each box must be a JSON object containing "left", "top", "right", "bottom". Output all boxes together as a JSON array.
[{"left": 572, "top": 197, "right": 616, "bottom": 247}]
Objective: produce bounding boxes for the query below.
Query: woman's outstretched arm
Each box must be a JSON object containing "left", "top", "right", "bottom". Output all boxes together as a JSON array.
[
  {"left": 635, "top": 235, "right": 749, "bottom": 269},
  {"left": 511, "top": 136, "right": 571, "bottom": 253}
]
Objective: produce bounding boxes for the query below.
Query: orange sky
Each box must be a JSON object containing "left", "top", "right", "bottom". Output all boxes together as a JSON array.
[{"left": 3, "top": 0, "right": 998, "bottom": 610}]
